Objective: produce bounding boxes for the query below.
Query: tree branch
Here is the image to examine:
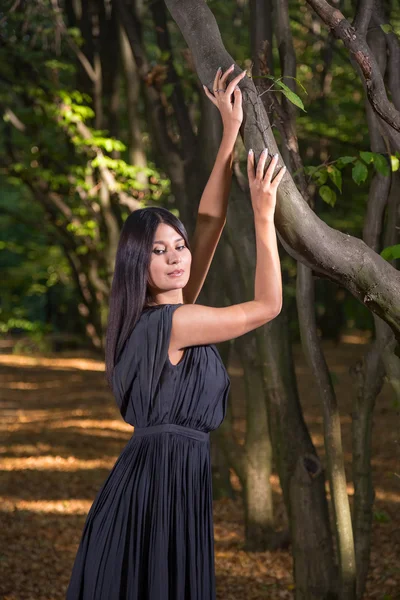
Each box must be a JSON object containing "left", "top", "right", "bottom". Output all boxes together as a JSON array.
[{"left": 305, "top": 0, "right": 400, "bottom": 141}]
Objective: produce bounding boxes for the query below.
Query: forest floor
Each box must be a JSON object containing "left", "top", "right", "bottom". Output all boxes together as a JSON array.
[{"left": 0, "top": 334, "right": 399, "bottom": 600}]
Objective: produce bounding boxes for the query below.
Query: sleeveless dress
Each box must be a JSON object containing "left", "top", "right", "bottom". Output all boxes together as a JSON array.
[{"left": 66, "top": 303, "right": 231, "bottom": 600}]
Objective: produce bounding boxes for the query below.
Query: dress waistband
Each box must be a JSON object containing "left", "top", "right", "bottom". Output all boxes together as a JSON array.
[{"left": 133, "top": 423, "right": 209, "bottom": 442}]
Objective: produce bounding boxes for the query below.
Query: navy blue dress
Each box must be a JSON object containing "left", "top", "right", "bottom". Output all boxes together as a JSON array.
[{"left": 66, "top": 303, "right": 231, "bottom": 599}]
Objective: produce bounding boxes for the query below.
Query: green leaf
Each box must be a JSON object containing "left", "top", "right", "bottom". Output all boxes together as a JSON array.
[
  {"left": 304, "top": 166, "right": 318, "bottom": 176},
  {"left": 314, "top": 169, "right": 328, "bottom": 185},
  {"left": 380, "top": 244, "right": 400, "bottom": 261},
  {"left": 280, "top": 75, "right": 308, "bottom": 95},
  {"left": 380, "top": 23, "right": 393, "bottom": 34},
  {"left": 391, "top": 155, "right": 400, "bottom": 172},
  {"left": 336, "top": 156, "right": 356, "bottom": 169},
  {"left": 372, "top": 153, "right": 390, "bottom": 176},
  {"left": 360, "top": 151, "right": 374, "bottom": 164},
  {"left": 275, "top": 80, "right": 306, "bottom": 111},
  {"left": 352, "top": 160, "right": 368, "bottom": 185},
  {"left": 319, "top": 185, "right": 337, "bottom": 207},
  {"left": 327, "top": 166, "right": 342, "bottom": 192}
]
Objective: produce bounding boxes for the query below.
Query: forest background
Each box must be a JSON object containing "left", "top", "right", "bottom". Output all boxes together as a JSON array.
[{"left": 1, "top": 0, "right": 400, "bottom": 599}]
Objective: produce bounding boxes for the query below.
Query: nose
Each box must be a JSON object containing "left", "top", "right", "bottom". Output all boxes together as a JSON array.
[{"left": 168, "top": 250, "right": 181, "bottom": 264}]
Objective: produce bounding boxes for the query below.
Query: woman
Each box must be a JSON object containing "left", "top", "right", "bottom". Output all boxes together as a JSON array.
[{"left": 66, "top": 65, "right": 285, "bottom": 599}]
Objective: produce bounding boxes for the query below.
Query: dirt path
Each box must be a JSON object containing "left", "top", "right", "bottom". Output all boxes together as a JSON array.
[{"left": 0, "top": 340, "right": 399, "bottom": 599}]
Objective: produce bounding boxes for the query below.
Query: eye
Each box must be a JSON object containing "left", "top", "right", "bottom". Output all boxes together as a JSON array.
[{"left": 153, "top": 245, "right": 186, "bottom": 255}]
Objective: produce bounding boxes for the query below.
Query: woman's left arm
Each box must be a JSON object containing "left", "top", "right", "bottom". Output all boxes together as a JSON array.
[{"left": 183, "top": 66, "right": 246, "bottom": 304}]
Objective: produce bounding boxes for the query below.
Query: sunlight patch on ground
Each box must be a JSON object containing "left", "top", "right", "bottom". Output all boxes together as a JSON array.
[
  {"left": 0, "top": 498, "right": 92, "bottom": 515},
  {"left": 0, "top": 354, "right": 105, "bottom": 371},
  {"left": 1, "top": 455, "right": 116, "bottom": 471},
  {"left": 3, "top": 380, "right": 64, "bottom": 390},
  {"left": 46, "top": 419, "right": 132, "bottom": 432}
]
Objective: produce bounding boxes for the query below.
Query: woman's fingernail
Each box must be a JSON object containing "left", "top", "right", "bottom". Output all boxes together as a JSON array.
[
  {"left": 235, "top": 85, "right": 239, "bottom": 90},
  {"left": 274, "top": 153, "right": 279, "bottom": 158},
  {"left": 262, "top": 148, "right": 268, "bottom": 154},
  {"left": 249, "top": 149, "right": 253, "bottom": 154}
]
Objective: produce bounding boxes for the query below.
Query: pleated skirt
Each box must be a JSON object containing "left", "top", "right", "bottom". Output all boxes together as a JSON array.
[{"left": 66, "top": 424, "right": 215, "bottom": 600}]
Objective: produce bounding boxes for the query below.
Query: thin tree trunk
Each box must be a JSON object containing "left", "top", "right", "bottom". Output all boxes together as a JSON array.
[
  {"left": 119, "top": 25, "right": 148, "bottom": 186},
  {"left": 259, "top": 299, "right": 337, "bottom": 598},
  {"left": 239, "top": 336, "right": 275, "bottom": 549},
  {"left": 297, "top": 261, "right": 357, "bottom": 600},
  {"left": 351, "top": 12, "right": 396, "bottom": 597}
]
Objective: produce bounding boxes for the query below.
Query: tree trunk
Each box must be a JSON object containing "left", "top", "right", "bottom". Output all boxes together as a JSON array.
[
  {"left": 350, "top": 13, "right": 397, "bottom": 598},
  {"left": 259, "top": 293, "right": 337, "bottom": 598},
  {"left": 297, "top": 262, "right": 356, "bottom": 600},
  {"left": 238, "top": 334, "right": 275, "bottom": 549},
  {"left": 119, "top": 25, "right": 148, "bottom": 187}
]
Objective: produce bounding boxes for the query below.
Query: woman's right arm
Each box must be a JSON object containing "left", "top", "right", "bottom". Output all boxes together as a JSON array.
[{"left": 170, "top": 148, "right": 286, "bottom": 349}]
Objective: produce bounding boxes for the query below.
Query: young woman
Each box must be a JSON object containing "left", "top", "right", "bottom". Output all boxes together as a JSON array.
[{"left": 66, "top": 66, "right": 285, "bottom": 600}]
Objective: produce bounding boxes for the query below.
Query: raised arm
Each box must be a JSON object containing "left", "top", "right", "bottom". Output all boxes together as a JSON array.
[
  {"left": 183, "top": 66, "right": 246, "bottom": 304},
  {"left": 172, "top": 149, "right": 286, "bottom": 349}
]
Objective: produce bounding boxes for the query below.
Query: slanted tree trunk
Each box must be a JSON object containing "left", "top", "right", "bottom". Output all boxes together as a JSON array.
[{"left": 164, "top": 0, "right": 400, "bottom": 347}]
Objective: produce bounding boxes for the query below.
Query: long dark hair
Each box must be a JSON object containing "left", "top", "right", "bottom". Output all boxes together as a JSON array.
[{"left": 105, "top": 206, "right": 191, "bottom": 389}]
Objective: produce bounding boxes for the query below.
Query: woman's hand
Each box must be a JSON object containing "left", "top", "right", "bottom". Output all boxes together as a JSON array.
[
  {"left": 247, "top": 148, "right": 286, "bottom": 221},
  {"left": 203, "top": 65, "right": 246, "bottom": 135}
]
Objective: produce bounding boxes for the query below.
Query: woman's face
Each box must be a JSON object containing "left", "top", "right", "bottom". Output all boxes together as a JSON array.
[{"left": 147, "top": 223, "right": 191, "bottom": 299}]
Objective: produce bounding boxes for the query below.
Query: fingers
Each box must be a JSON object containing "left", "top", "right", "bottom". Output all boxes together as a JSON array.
[
  {"left": 233, "top": 85, "right": 242, "bottom": 111},
  {"left": 256, "top": 148, "right": 269, "bottom": 180},
  {"left": 247, "top": 149, "right": 255, "bottom": 184},
  {"left": 250, "top": 149, "right": 286, "bottom": 189},
  {"left": 213, "top": 67, "right": 221, "bottom": 94},
  {"left": 202, "top": 84, "right": 218, "bottom": 106},
  {"left": 262, "top": 153, "right": 279, "bottom": 187},
  {"left": 220, "top": 64, "right": 234, "bottom": 86},
  {"left": 204, "top": 65, "right": 247, "bottom": 107},
  {"left": 271, "top": 164, "right": 287, "bottom": 188},
  {"left": 225, "top": 70, "right": 246, "bottom": 97}
]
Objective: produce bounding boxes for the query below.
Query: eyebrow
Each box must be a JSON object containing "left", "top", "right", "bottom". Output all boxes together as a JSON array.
[{"left": 153, "top": 237, "right": 184, "bottom": 244}]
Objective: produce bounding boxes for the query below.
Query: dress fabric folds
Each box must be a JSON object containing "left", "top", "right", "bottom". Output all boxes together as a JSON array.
[{"left": 66, "top": 303, "right": 231, "bottom": 600}]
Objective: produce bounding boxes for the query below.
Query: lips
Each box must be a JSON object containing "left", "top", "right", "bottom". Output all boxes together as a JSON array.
[{"left": 168, "top": 269, "right": 184, "bottom": 276}]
